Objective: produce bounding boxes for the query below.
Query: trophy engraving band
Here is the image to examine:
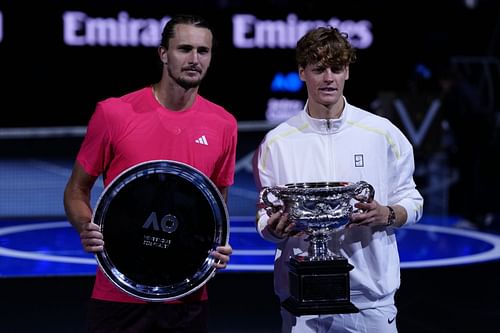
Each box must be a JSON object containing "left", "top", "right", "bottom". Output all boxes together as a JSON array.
[{"left": 92, "top": 160, "right": 229, "bottom": 302}]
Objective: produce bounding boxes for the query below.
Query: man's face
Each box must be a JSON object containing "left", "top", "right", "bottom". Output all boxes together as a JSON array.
[
  {"left": 160, "top": 24, "right": 213, "bottom": 89},
  {"left": 299, "top": 63, "right": 349, "bottom": 107}
]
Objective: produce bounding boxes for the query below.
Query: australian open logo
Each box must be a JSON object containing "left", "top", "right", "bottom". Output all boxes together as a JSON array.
[{"left": 142, "top": 212, "right": 179, "bottom": 249}]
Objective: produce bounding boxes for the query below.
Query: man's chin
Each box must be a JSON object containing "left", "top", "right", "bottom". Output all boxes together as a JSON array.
[{"left": 178, "top": 78, "right": 202, "bottom": 89}]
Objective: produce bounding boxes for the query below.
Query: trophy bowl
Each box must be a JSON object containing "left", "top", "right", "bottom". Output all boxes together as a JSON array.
[
  {"left": 261, "top": 181, "right": 374, "bottom": 261},
  {"left": 260, "top": 180, "right": 374, "bottom": 315}
]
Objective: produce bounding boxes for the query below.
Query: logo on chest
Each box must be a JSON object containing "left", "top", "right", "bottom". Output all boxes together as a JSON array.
[
  {"left": 354, "top": 154, "right": 364, "bottom": 167},
  {"left": 195, "top": 135, "right": 208, "bottom": 146}
]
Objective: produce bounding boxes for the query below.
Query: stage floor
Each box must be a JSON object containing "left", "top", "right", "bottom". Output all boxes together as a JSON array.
[
  {"left": 1, "top": 155, "right": 500, "bottom": 332},
  {"left": 1, "top": 215, "right": 500, "bottom": 277}
]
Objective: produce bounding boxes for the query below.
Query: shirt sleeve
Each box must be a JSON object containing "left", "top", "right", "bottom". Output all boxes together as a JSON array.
[
  {"left": 213, "top": 118, "right": 237, "bottom": 188},
  {"left": 76, "top": 102, "right": 113, "bottom": 178},
  {"left": 253, "top": 139, "right": 286, "bottom": 243},
  {"left": 389, "top": 136, "right": 424, "bottom": 226}
]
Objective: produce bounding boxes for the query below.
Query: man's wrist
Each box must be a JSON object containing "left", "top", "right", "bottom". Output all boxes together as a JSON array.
[{"left": 386, "top": 206, "right": 396, "bottom": 227}]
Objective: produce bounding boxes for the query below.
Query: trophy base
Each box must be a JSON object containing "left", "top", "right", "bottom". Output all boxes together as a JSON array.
[
  {"left": 283, "top": 257, "right": 359, "bottom": 316},
  {"left": 282, "top": 297, "right": 359, "bottom": 316}
]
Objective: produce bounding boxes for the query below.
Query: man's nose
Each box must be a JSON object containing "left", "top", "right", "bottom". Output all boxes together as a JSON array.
[{"left": 187, "top": 50, "right": 200, "bottom": 63}]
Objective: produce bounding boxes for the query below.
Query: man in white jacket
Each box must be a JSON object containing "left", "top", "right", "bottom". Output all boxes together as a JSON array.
[{"left": 253, "top": 26, "right": 424, "bottom": 333}]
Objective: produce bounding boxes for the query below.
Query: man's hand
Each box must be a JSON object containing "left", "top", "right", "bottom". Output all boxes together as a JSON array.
[
  {"left": 349, "top": 200, "right": 392, "bottom": 227},
  {"left": 79, "top": 222, "right": 104, "bottom": 253},
  {"left": 212, "top": 244, "right": 233, "bottom": 269},
  {"left": 267, "top": 210, "right": 302, "bottom": 238}
]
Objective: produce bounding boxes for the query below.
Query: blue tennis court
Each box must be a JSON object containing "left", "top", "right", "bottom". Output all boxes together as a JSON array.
[
  {"left": 2, "top": 134, "right": 500, "bottom": 333},
  {"left": 1, "top": 157, "right": 500, "bottom": 278}
]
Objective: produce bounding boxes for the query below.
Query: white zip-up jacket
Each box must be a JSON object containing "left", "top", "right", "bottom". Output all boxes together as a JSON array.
[{"left": 254, "top": 99, "right": 424, "bottom": 310}]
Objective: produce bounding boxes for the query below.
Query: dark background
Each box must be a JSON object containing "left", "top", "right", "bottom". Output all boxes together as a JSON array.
[
  {"left": 1, "top": 262, "right": 499, "bottom": 333},
  {"left": 1, "top": 2, "right": 500, "bottom": 332},
  {"left": 0, "top": 0, "right": 498, "bottom": 126}
]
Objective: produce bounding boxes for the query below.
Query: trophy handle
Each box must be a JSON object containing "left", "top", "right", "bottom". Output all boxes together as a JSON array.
[
  {"left": 260, "top": 187, "right": 273, "bottom": 206},
  {"left": 260, "top": 187, "right": 283, "bottom": 216},
  {"left": 353, "top": 181, "right": 375, "bottom": 203}
]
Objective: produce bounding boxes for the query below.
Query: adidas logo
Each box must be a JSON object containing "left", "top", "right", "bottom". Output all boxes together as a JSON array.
[{"left": 195, "top": 135, "right": 208, "bottom": 145}]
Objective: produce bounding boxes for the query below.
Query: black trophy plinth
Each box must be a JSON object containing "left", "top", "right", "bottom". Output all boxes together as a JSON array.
[{"left": 282, "top": 257, "right": 359, "bottom": 316}]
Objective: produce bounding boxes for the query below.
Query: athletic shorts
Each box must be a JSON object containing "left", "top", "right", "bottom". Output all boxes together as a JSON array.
[
  {"left": 282, "top": 304, "right": 398, "bottom": 333},
  {"left": 85, "top": 299, "right": 209, "bottom": 333}
]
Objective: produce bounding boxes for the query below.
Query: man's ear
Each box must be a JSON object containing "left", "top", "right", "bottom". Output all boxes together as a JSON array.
[
  {"left": 158, "top": 46, "right": 168, "bottom": 64},
  {"left": 298, "top": 66, "right": 306, "bottom": 82}
]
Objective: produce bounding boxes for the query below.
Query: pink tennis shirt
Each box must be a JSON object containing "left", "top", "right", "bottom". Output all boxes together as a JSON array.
[{"left": 77, "top": 86, "right": 237, "bottom": 303}]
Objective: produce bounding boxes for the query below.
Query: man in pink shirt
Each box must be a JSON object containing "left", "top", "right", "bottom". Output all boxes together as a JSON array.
[{"left": 64, "top": 14, "right": 237, "bottom": 333}]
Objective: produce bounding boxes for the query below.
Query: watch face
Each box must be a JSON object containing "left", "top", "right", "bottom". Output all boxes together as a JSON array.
[{"left": 92, "top": 160, "right": 229, "bottom": 301}]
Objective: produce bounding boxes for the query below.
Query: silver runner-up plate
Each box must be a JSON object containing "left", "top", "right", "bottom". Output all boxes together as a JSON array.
[{"left": 92, "top": 160, "right": 229, "bottom": 302}]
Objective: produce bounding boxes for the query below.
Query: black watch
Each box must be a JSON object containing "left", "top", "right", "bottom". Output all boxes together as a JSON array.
[{"left": 386, "top": 206, "right": 396, "bottom": 226}]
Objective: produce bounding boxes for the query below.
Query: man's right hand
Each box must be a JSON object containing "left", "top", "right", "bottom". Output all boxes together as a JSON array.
[
  {"left": 79, "top": 222, "right": 104, "bottom": 253},
  {"left": 267, "top": 210, "right": 298, "bottom": 238}
]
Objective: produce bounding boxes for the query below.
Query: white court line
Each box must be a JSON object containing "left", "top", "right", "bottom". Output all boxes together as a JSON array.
[
  {"left": 399, "top": 224, "right": 500, "bottom": 268},
  {"left": 0, "top": 222, "right": 96, "bottom": 265},
  {"left": 226, "top": 265, "right": 273, "bottom": 272},
  {"left": 0, "top": 121, "right": 277, "bottom": 139},
  {"left": 233, "top": 250, "right": 275, "bottom": 256},
  {"left": 28, "top": 159, "right": 74, "bottom": 178},
  {"left": 1, "top": 221, "right": 500, "bottom": 270}
]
